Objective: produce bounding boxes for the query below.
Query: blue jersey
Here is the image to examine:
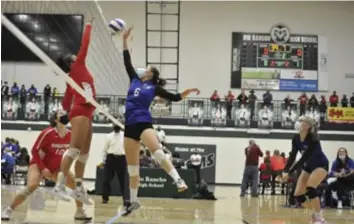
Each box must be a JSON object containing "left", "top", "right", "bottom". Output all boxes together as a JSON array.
[
  {"left": 123, "top": 50, "right": 182, "bottom": 125},
  {"left": 284, "top": 133, "right": 328, "bottom": 174}
]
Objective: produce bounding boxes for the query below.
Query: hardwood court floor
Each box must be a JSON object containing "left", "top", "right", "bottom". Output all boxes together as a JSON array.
[{"left": 1, "top": 185, "right": 353, "bottom": 224}]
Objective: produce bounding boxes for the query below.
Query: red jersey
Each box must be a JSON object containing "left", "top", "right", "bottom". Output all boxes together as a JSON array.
[
  {"left": 62, "top": 24, "right": 96, "bottom": 111},
  {"left": 30, "top": 127, "right": 71, "bottom": 172}
]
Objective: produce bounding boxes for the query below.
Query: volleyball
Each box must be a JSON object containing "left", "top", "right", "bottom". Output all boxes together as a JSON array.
[{"left": 109, "top": 18, "right": 126, "bottom": 34}]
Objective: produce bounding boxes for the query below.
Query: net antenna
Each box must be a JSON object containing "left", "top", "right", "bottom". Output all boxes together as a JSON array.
[{"left": 1, "top": 13, "right": 124, "bottom": 129}]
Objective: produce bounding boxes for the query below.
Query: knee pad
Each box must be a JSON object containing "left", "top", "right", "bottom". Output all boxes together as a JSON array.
[
  {"left": 305, "top": 187, "right": 318, "bottom": 200},
  {"left": 294, "top": 194, "right": 307, "bottom": 204},
  {"left": 77, "top": 153, "right": 89, "bottom": 163},
  {"left": 127, "top": 165, "right": 139, "bottom": 177},
  {"left": 152, "top": 149, "right": 167, "bottom": 164},
  {"left": 64, "top": 148, "right": 80, "bottom": 160},
  {"left": 18, "top": 186, "right": 34, "bottom": 198}
]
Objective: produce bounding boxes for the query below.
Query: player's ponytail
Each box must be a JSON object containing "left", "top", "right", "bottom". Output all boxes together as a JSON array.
[{"left": 151, "top": 67, "right": 167, "bottom": 87}]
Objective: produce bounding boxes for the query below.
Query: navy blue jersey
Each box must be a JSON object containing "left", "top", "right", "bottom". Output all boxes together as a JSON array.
[
  {"left": 123, "top": 50, "right": 182, "bottom": 125},
  {"left": 284, "top": 133, "right": 328, "bottom": 174}
]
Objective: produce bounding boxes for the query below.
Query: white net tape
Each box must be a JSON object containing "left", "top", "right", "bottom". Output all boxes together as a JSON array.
[{"left": 1, "top": 0, "right": 129, "bottom": 95}]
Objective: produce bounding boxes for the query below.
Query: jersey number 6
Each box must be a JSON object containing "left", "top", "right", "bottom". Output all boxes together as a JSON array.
[{"left": 134, "top": 88, "right": 141, "bottom": 97}]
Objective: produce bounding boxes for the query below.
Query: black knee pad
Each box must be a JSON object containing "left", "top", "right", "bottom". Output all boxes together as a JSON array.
[
  {"left": 305, "top": 187, "right": 318, "bottom": 200},
  {"left": 294, "top": 194, "right": 307, "bottom": 204}
]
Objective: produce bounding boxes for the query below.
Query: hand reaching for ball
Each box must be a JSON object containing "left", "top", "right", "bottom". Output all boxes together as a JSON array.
[{"left": 123, "top": 25, "right": 133, "bottom": 40}]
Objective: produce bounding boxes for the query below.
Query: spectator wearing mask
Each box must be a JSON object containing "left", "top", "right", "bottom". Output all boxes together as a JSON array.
[
  {"left": 259, "top": 157, "right": 272, "bottom": 195},
  {"left": 1, "top": 81, "right": 9, "bottom": 100},
  {"left": 225, "top": 90, "right": 235, "bottom": 120},
  {"left": 319, "top": 95, "right": 327, "bottom": 120},
  {"left": 248, "top": 90, "right": 257, "bottom": 120},
  {"left": 237, "top": 90, "right": 248, "bottom": 106},
  {"left": 329, "top": 91, "right": 339, "bottom": 107},
  {"left": 240, "top": 140, "right": 263, "bottom": 197},
  {"left": 27, "top": 84, "right": 38, "bottom": 100},
  {"left": 156, "top": 126, "right": 166, "bottom": 146},
  {"left": 262, "top": 90, "right": 273, "bottom": 107},
  {"left": 270, "top": 150, "right": 285, "bottom": 195},
  {"left": 11, "top": 83, "right": 19, "bottom": 100},
  {"left": 43, "top": 84, "right": 52, "bottom": 115},
  {"left": 99, "top": 124, "right": 129, "bottom": 205},
  {"left": 341, "top": 94, "right": 348, "bottom": 107},
  {"left": 308, "top": 94, "right": 318, "bottom": 110},
  {"left": 210, "top": 90, "right": 220, "bottom": 102},
  {"left": 284, "top": 95, "right": 293, "bottom": 109},
  {"left": 328, "top": 147, "right": 354, "bottom": 209},
  {"left": 350, "top": 92, "right": 354, "bottom": 108},
  {"left": 298, "top": 92, "right": 308, "bottom": 116}
]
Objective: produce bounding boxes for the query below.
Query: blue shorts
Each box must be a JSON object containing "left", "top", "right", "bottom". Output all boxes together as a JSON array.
[{"left": 303, "top": 163, "right": 329, "bottom": 173}]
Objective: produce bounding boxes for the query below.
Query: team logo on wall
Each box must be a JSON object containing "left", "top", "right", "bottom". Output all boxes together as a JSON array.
[
  {"left": 167, "top": 143, "right": 217, "bottom": 184},
  {"left": 270, "top": 23, "right": 291, "bottom": 44}
]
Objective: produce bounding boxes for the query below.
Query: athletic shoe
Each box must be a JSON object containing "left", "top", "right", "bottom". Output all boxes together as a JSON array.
[
  {"left": 337, "top": 200, "right": 343, "bottom": 209},
  {"left": 176, "top": 178, "right": 188, "bottom": 192},
  {"left": 52, "top": 185, "right": 71, "bottom": 202},
  {"left": 74, "top": 207, "right": 92, "bottom": 221},
  {"left": 70, "top": 187, "right": 93, "bottom": 205},
  {"left": 122, "top": 201, "right": 141, "bottom": 216},
  {"left": 310, "top": 214, "right": 327, "bottom": 224},
  {"left": 1, "top": 207, "right": 12, "bottom": 221}
]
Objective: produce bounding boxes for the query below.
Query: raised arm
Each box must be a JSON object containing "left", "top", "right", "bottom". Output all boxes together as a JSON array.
[
  {"left": 76, "top": 23, "right": 92, "bottom": 64},
  {"left": 31, "top": 130, "right": 49, "bottom": 171},
  {"left": 284, "top": 137, "right": 298, "bottom": 173},
  {"left": 122, "top": 26, "right": 137, "bottom": 81},
  {"left": 155, "top": 87, "right": 200, "bottom": 102},
  {"left": 61, "top": 83, "right": 73, "bottom": 111}
]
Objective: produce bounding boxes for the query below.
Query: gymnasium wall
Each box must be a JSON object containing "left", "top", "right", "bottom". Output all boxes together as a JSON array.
[{"left": 2, "top": 128, "right": 353, "bottom": 185}]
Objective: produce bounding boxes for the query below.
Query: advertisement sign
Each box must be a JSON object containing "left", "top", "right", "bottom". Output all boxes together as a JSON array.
[
  {"left": 280, "top": 70, "right": 318, "bottom": 80},
  {"left": 150, "top": 97, "right": 172, "bottom": 117},
  {"left": 279, "top": 79, "right": 318, "bottom": 91},
  {"left": 327, "top": 107, "right": 354, "bottom": 124},
  {"left": 242, "top": 79, "right": 280, "bottom": 90},
  {"left": 242, "top": 68, "right": 281, "bottom": 79},
  {"left": 167, "top": 143, "right": 217, "bottom": 184},
  {"left": 187, "top": 100, "right": 204, "bottom": 126},
  {"left": 210, "top": 101, "right": 227, "bottom": 127}
]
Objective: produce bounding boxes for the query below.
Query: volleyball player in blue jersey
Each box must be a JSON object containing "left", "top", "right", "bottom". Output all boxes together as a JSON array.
[
  {"left": 282, "top": 117, "right": 329, "bottom": 224},
  {"left": 121, "top": 27, "right": 200, "bottom": 215}
]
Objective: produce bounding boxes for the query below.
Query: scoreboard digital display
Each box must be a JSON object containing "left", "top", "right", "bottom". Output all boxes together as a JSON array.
[{"left": 231, "top": 24, "right": 319, "bottom": 92}]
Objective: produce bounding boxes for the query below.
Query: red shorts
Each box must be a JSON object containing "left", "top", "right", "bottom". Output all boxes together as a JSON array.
[
  {"left": 69, "top": 104, "right": 95, "bottom": 120},
  {"left": 29, "top": 159, "right": 60, "bottom": 173}
]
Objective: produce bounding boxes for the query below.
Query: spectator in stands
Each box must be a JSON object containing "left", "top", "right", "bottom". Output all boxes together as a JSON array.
[
  {"left": 329, "top": 91, "right": 339, "bottom": 107},
  {"left": 283, "top": 95, "right": 293, "bottom": 109},
  {"left": 350, "top": 92, "right": 354, "bottom": 108},
  {"left": 26, "top": 97, "right": 40, "bottom": 120},
  {"left": 298, "top": 92, "right": 308, "bottom": 116},
  {"left": 16, "top": 147, "right": 30, "bottom": 167},
  {"left": 265, "top": 150, "right": 271, "bottom": 160},
  {"left": 27, "top": 84, "right": 38, "bottom": 99},
  {"left": 319, "top": 95, "right": 327, "bottom": 121},
  {"left": 52, "top": 87, "right": 59, "bottom": 97},
  {"left": 19, "top": 85, "right": 27, "bottom": 113},
  {"left": 248, "top": 90, "right": 257, "bottom": 120},
  {"left": 308, "top": 94, "right": 318, "bottom": 110},
  {"left": 341, "top": 94, "right": 348, "bottom": 107},
  {"left": 2, "top": 97, "right": 18, "bottom": 120},
  {"left": 270, "top": 149, "right": 285, "bottom": 195},
  {"left": 262, "top": 90, "right": 272, "bottom": 107},
  {"left": 225, "top": 90, "right": 235, "bottom": 120},
  {"left": 328, "top": 147, "right": 354, "bottom": 209},
  {"left": 280, "top": 152, "right": 288, "bottom": 164},
  {"left": 43, "top": 84, "right": 51, "bottom": 115},
  {"left": 1, "top": 81, "right": 9, "bottom": 100},
  {"left": 259, "top": 157, "right": 272, "bottom": 195},
  {"left": 240, "top": 140, "right": 263, "bottom": 197},
  {"left": 258, "top": 105, "right": 273, "bottom": 127},
  {"left": 237, "top": 90, "right": 248, "bottom": 106},
  {"left": 1, "top": 138, "right": 13, "bottom": 154},
  {"left": 210, "top": 90, "right": 220, "bottom": 102},
  {"left": 1, "top": 151, "right": 16, "bottom": 184},
  {"left": 10, "top": 82, "right": 19, "bottom": 100}
]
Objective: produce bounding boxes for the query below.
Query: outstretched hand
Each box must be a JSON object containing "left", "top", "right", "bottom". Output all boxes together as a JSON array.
[
  {"left": 123, "top": 25, "right": 133, "bottom": 40},
  {"left": 188, "top": 88, "right": 201, "bottom": 95}
]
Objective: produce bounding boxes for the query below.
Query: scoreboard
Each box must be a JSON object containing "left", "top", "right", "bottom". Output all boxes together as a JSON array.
[{"left": 231, "top": 24, "right": 319, "bottom": 91}]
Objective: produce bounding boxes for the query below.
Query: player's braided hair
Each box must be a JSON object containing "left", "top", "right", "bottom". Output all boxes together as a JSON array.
[{"left": 150, "top": 67, "right": 167, "bottom": 87}]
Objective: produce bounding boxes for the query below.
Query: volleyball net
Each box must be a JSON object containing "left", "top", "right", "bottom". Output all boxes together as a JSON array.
[{"left": 1, "top": 1, "right": 128, "bottom": 128}]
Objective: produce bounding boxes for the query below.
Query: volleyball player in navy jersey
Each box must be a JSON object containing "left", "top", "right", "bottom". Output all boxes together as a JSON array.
[
  {"left": 121, "top": 27, "right": 200, "bottom": 215},
  {"left": 282, "top": 117, "right": 329, "bottom": 224}
]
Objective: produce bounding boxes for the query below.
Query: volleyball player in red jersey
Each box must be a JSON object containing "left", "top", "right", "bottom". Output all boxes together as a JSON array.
[
  {"left": 53, "top": 19, "right": 96, "bottom": 205},
  {"left": 1, "top": 111, "right": 91, "bottom": 221}
]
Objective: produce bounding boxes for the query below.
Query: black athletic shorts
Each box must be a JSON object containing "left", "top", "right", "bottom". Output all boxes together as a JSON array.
[
  {"left": 124, "top": 122, "right": 153, "bottom": 141},
  {"left": 303, "top": 163, "right": 329, "bottom": 173}
]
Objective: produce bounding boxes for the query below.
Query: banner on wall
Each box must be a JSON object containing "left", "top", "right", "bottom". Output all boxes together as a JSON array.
[
  {"left": 242, "top": 79, "right": 280, "bottom": 90},
  {"left": 280, "top": 70, "right": 318, "bottom": 80},
  {"left": 327, "top": 107, "right": 354, "bottom": 124},
  {"left": 279, "top": 79, "right": 318, "bottom": 91},
  {"left": 210, "top": 101, "right": 227, "bottom": 127},
  {"left": 167, "top": 143, "right": 217, "bottom": 184},
  {"left": 187, "top": 100, "right": 204, "bottom": 126},
  {"left": 150, "top": 97, "right": 172, "bottom": 117}
]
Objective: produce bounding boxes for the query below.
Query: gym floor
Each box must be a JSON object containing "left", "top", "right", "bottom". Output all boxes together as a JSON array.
[{"left": 1, "top": 184, "right": 353, "bottom": 224}]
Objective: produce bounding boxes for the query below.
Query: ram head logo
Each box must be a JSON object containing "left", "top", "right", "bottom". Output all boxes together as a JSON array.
[{"left": 270, "top": 24, "right": 291, "bottom": 44}]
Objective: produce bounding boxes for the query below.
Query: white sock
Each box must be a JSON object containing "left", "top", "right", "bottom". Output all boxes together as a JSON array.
[
  {"left": 168, "top": 168, "right": 181, "bottom": 182},
  {"left": 130, "top": 189, "right": 138, "bottom": 202},
  {"left": 57, "top": 172, "right": 66, "bottom": 186},
  {"left": 314, "top": 210, "right": 323, "bottom": 218}
]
